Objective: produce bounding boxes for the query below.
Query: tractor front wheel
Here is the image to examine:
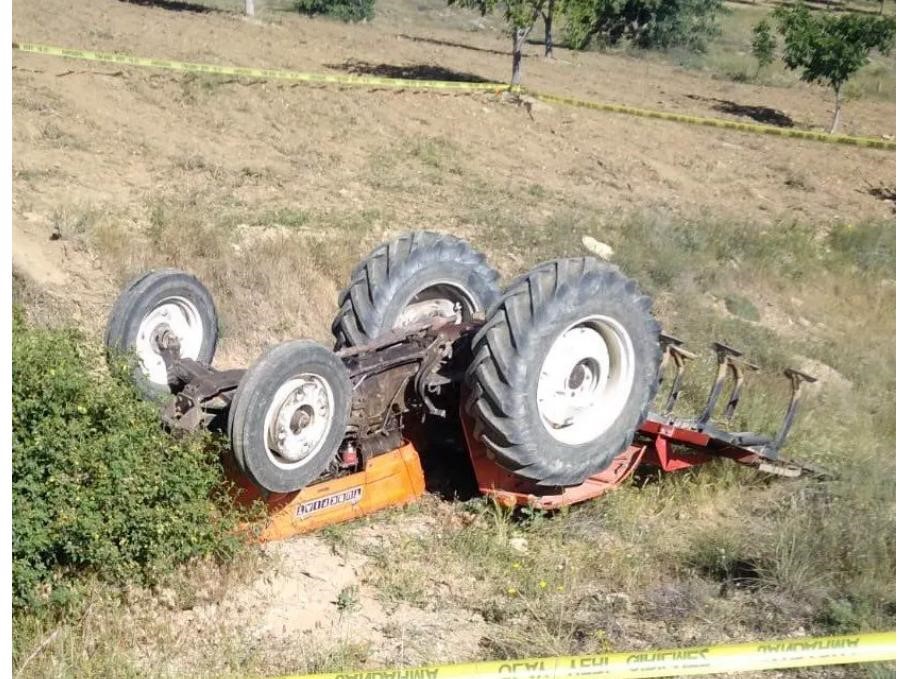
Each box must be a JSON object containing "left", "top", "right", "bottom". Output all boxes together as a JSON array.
[
  {"left": 228, "top": 340, "right": 352, "bottom": 494},
  {"left": 104, "top": 269, "right": 219, "bottom": 400}
]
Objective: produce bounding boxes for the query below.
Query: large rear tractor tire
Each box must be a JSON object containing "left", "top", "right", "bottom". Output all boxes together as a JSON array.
[
  {"left": 228, "top": 340, "right": 352, "bottom": 494},
  {"left": 464, "top": 258, "right": 661, "bottom": 487},
  {"left": 105, "top": 269, "right": 219, "bottom": 401},
  {"left": 332, "top": 231, "right": 501, "bottom": 348}
]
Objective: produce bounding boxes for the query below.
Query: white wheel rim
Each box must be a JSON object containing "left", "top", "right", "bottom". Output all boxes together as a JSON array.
[
  {"left": 263, "top": 375, "right": 335, "bottom": 470},
  {"left": 536, "top": 315, "right": 636, "bottom": 446},
  {"left": 395, "top": 282, "right": 476, "bottom": 328},
  {"left": 135, "top": 296, "right": 204, "bottom": 386}
]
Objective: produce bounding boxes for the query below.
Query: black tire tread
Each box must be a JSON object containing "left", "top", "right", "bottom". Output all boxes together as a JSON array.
[
  {"left": 332, "top": 231, "right": 501, "bottom": 348},
  {"left": 465, "top": 258, "right": 661, "bottom": 486}
]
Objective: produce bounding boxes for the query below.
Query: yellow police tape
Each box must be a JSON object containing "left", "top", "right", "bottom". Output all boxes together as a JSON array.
[
  {"left": 11, "top": 42, "right": 507, "bottom": 92},
  {"left": 528, "top": 91, "right": 896, "bottom": 151},
  {"left": 11, "top": 41, "right": 896, "bottom": 151},
  {"left": 272, "top": 632, "right": 895, "bottom": 679}
]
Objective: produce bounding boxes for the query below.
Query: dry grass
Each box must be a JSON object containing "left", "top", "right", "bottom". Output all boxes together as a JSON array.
[
  {"left": 86, "top": 192, "right": 394, "bottom": 363},
  {"left": 13, "top": 600, "right": 372, "bottom": 679},
  {"left": 19, "top": 135, "right": 894, "bottom": 675},
  {"left": 12, "top": 549, "right": 378, "bottom": 679},
  {"left": 11, "top": 0, "right": 896, "bottom": 675},
  {"left": 16, "top": 159, "right": 895, "bottom": 677}
]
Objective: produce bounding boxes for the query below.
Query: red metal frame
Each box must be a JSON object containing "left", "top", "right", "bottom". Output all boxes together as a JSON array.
[
  {"left": 638, "top": 418, "right": 770, "bottom": 468},
  {"left": 646, "top": 433, "right": 711, "bottom": 472},
  {"left": 460, "top": 409, "right": 796, "bottom": 509},
  {"left": 459, "top": 410, "right": 643, "bottom": 509},
  {"left": 228, "top": 410, "right": 808, "bottom": 542}
]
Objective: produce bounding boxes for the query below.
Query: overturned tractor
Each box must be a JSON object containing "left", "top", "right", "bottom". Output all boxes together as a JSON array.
[{"left": 105, "top": 232, "right": 818, "bottom": 537}]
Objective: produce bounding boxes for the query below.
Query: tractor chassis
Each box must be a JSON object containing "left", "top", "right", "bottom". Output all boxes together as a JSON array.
[{"left": 153, "top": 317, "right": 820, "bottom": 536}]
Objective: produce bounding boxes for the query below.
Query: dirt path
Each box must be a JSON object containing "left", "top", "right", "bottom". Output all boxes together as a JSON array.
[{"left": 157, "top": 533, "right": 489, "bottom": 675}]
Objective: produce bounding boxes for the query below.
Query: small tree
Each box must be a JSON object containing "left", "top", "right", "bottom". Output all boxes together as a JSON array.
[
  {"left": 541, "top": 0, "right": 559, "bottom": 58},
  {"left": 774, "top": 4, "right": 894, "bottom": 133},
  {"left": 562, "top": 0, "right": 723, "bottom": 51},
  {"left": 751, "top": 19, "right": 776, "bottom": 77},
  {"left": 450, "top": 0, "right": 553, "bottom": 85}
]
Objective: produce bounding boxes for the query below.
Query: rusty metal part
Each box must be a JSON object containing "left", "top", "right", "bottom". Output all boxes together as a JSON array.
[
  {"left": 160, "top": 359, "right": 245, "bottom": 433},
  {"left": 657, "top": 333, "right": 697, "bottom": 415},
  {"left": 158, "top": 318, "right": 470, "bottom": 447},
  {"left": 414, "top": 335, "right": 454, "bottom": 417},
  {"left": 696, "top": 341, "right": 759, "bottom": 426},
  {"left": 341, "top": 320, "right": 471, "bottom": 439},
  {"left": 358, "top": 430, "right": 405, "bottom": 462},
  {"left": 766, "top": 367, "right": 818, "bottom": 457}
]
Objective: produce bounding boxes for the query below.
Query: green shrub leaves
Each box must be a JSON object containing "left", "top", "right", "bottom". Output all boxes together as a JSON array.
[
  {"left": 12, "top": 312, "right": 242, "bottom": 610},
  {"left": 294, "top": 0, "right": 375, "bottom": 22}
]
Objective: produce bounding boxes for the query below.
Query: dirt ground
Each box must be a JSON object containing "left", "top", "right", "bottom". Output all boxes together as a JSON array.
[
  {"left": 149, "top": 523, "right": 491, "bottom": 674},
  {"left": 11, "top": 0, "right": 895, "bottom": 325},
  {"left": 10, "top": 0, "right": 896, "bottom": 676}
]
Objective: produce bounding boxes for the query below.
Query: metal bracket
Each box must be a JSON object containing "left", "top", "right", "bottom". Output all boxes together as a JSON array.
[
  {"left": 160, "top": 358, "right": 244, "bottom": 433},
  {"left": 696, "top": 341, "right": 759, "bottom": 427},
  {"left": 764, "top": 367, "right": 817, "bottom": 457},
  {"left": 657, "top": 332, "right": 697, "bottom": 415}
]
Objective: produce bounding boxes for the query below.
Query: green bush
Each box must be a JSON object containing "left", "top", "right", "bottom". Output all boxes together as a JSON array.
[
  {"left": 563, "top": 0, "right": 723, "bottom": 51},
  {"left": 12, "top": 310, "right": 243, "bottom": 610},
  {"left": 294, "top": 0, "right": 375, "bottom": 22},
  {"left": 751, "top": 19, "right": 776, "bottom": 77}
]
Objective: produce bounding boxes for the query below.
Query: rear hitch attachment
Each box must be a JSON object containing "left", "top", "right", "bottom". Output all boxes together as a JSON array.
[
  {"left": 644, "top": 334, "right": 823, "bottom": 479},
  {"left": 657, "top": 332, "right": 697, "bottom": 415},
  {"left": 692, "top": 342, "right": 820, "bottom": 461},
  {"left": 764, "top": 367, "right": 818, "bottom": 458},
  {"left": 696, "top": 341, "right": 759, "bottom": 428}
]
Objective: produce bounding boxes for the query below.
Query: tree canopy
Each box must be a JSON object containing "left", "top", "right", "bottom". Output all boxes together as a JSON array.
[
  {"left": 774, "top": 4, "right": 894, "bottom": 132},
  {"left": 562, "top": 0, "right": 723, "bottom": 51},
  {"left": 751, "top": 19, "right": 777, "bottom": 76}
]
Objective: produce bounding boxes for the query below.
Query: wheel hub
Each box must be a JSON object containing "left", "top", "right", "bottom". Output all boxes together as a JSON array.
[
  {"left": 135, "top": 297, "right": 204, "bottom": 386},
  {"left": 396, "top": 298, "right": 462, "bottom": 327},
  {"left": 395, "top": 283, "right": 478, "bottom": 329},
  {"left": 536, "top": 316, "right": 636, "bottom": 446},
  {"left": 266, "top": 376, "right": 334, "bottom": 466}
]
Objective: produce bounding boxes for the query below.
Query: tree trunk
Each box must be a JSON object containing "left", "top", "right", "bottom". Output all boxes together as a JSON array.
[
  {"left": 830, "top": 86, "right": 842, "bottom": 134},
  {"left": 245, "top": 0, "right": 254, "bottom": 16},
  {"left": 511, "top": 28, "right": 526, "bottom": 87},
  {"left": 880, "top": 0, "right": 885, "bottom": 14},
  {"left": 544, "top": 0, "right": 555, "bottom": 58}
]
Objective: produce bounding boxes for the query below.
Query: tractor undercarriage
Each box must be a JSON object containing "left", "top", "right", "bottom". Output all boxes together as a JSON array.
[{"left": 105, "top": 233, "right": 821, "bottom": 539}]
